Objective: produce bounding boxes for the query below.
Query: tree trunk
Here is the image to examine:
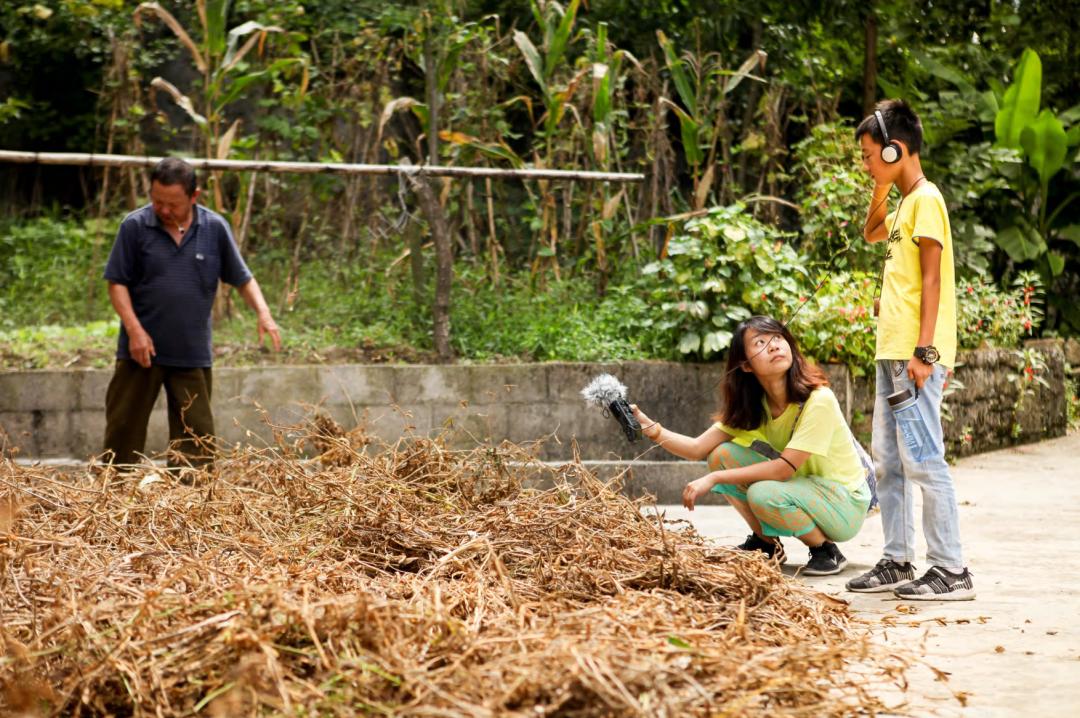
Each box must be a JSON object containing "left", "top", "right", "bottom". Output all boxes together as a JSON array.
[
  {"left": 409, "top": 173, "right": 454, "bottom": 363},
  {"left": 404, "top": 218, "right": 426, "bottom": 308},
  {"left": 863, "top": 6, "right": 879, "bottom": 115}
]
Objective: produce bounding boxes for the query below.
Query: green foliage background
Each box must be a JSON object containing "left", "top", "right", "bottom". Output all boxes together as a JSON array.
[{"left": 0, "top": 0, "right": 1076, "bottom": 368}]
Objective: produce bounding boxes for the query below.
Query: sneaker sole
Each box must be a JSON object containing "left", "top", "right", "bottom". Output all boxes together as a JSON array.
[
  {"left": 894, "top": 588, "right": 976, "bottom": 601},
  {"left": 737, "top": 547, "right": 788, "bottom": 565},
  {"left": 845, "top": 579, "right": 914, "bottom": 593},
  {"left": 802, "top": 557, "right": 848, "bottom": 576}
]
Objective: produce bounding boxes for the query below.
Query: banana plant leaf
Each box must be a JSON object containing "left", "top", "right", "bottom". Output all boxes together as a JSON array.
[
  {"left": 1019, "top": 109, "right": 1068, "bottom": 185},
  {"left": 995, "top": 48, "right": 1041, "bottom": 150},
  {"left": 994, "top": 221, "right": 1046, "bottom": 262}
]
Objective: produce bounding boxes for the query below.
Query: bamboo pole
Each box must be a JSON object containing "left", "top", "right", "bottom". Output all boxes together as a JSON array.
[{"left": 0, "top": 150, "right": 644, "bottom": 183}]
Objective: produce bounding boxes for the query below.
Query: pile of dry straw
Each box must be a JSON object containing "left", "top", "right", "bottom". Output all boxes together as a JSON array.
[{"left": 1, "top": 418, "right": 910, "bottom": 716}]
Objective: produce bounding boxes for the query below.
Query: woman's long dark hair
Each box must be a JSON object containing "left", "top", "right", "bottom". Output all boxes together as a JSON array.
[{"left": 715, "top": 315, "right": 828, "bottom": 431}]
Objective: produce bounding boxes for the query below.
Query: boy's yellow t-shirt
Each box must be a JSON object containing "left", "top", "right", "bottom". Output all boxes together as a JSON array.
[
  {"left": 712, "top": 387, "right": 866, "bottom": 494},
  {"left": 876, "top": 181, "right": 957, "bottom": 368}
]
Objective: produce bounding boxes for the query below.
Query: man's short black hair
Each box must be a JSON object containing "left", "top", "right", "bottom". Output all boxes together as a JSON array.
[
  {"left": 150, "top": 157, "right": 197, "bottom": 196},
  {"left": 855, "top": 99, "right": 923, "bottom": 156}
]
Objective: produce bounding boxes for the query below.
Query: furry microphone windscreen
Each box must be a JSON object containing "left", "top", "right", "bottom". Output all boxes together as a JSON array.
[
  {"left": 580, "top": 373, "right": 628, "bottom": 407},
  {"left": 581, "top": 373, "right": 641, "bottom": 442}
]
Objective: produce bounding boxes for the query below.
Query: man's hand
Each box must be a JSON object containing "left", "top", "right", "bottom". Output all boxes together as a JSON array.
[
  {"left": 257, "top": 312, "right": 282, "bottom": 351},
  {"left": 107, "top": 283, "right": 155, "bottom": 368},
  {"left": 128, "top": 326, "right": 156, "bottom": 368},
  {"left": 236, "top": 279, "right": 281, "bottom": 351},
  {"left": 906, "top": 356, "right": 934, "bottom": 389},
  {"left": 682, "top": 476, "right": 715, "bottom": 512}
]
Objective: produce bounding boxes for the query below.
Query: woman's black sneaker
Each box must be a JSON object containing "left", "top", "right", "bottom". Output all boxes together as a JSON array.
[
  {"left": 736, "top": 534, "right": 787, "bottom": 564},
  {"left": 894, "top": 566, "right": 975, "bottom": 601},
  {"left": 802, "top": 541, "right": 848, "bottom": 575},
  {"left": 845, "top": 558, "right": 916, "bottom": 592}
]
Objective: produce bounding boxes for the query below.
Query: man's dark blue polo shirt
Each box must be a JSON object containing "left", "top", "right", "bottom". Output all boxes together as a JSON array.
[{"left": 103, "top": 204, "right": 253, "bottom": 368}]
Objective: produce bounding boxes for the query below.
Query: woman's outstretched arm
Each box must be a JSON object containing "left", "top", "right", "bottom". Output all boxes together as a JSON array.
[{"left": 631, "top": 404, "right": 731, "bottom": 461}]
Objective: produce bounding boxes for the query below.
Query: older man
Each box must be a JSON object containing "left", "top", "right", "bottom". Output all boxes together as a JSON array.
[{"left": 102, "top": 157, "right": 280, "bottom": 466}]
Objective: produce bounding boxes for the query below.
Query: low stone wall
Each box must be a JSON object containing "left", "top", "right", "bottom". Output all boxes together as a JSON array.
[{"left": 0, "top": 341, "right": 1067, "bottom": 461}]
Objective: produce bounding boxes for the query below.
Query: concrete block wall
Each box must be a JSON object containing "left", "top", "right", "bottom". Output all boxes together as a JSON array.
[
  {"left": 0, "top": 340, "right": 1067, "bottom": 461},
  {"left": 0, "top": 361, "right": 721, "bottom": 461}
]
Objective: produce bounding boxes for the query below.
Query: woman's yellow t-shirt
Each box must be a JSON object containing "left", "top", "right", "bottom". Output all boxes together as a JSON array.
[
  {"left": 712, "top": 387, "right": 866, "bottom": 493},
  {"left": 876, "top": 181, "right": 957, "bottom": 368}
]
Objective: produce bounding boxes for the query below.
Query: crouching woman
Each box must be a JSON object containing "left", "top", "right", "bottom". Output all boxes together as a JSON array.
[{"left": 633, "top": 315, "right": 871, "bottom": 575}]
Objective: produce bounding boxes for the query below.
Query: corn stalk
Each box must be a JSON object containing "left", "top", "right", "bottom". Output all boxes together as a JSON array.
[
  {"left": 134, "top": 1, "right": 306, "bottom": 213},
  {"left": 513, "top": 0, "right": 585, "bottom": 277},
  {"left": 657, "top": 30, "right": 766, "bottom": 209}
]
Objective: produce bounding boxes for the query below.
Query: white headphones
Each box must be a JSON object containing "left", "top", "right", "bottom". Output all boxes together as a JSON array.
[{"left": 874, "top": 110, "right": 902, "bottom": 164}]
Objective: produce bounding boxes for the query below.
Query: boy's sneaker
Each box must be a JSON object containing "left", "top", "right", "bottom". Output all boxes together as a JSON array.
[
  {"left": 736, "top": 534, "right": 787, "bottom": 565},
  {"left": 893, "top": 566, "right": 975, "bottom": 601},
  {"left": 802, "top": 541, "right": 848, "bottom": 576},
  {"left": 845, "top": 558, "right": 917, "bottom": 592}
]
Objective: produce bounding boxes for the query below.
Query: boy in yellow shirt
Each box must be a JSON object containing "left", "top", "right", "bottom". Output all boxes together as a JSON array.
[{"left": 845, "top": 100, "right": 974, "bottom": 600}]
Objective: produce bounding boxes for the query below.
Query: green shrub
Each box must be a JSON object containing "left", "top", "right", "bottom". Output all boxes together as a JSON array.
[
  {"left": 1067, "top": 371, "right": 1079, "bottom": 429},
  {"left": 784, "top": 272, "right": 878, "bottom": 375},
  {"left": 792, "top": 122, "right": 880, "bottom": 274},
  {"left": 639, "top": 203, "right": 809, "bottom": 359},
  {"left": 957, "top": 270, "right": 1044, "bottom": 349}
]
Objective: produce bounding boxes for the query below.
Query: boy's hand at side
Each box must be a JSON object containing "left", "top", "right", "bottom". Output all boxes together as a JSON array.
[{"left": 907, "top": 357, "right": 934, "bottom": 388}]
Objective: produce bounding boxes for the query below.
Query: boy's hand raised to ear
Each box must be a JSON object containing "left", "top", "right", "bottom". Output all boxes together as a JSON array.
[{"left": 863, "top": 183, "right": 894, "bottom": 243}]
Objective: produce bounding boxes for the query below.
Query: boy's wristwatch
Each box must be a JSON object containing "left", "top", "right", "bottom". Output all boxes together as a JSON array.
[{"left": 914, "top": 345, "right": 940, "bottom": 365}]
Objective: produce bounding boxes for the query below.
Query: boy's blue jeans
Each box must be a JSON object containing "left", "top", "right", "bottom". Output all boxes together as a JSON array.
[{"left": 872, "top": 359, "right": 965, "bottom": 570}]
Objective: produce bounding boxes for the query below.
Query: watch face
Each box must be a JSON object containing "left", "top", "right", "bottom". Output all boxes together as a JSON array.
[{"left": 918, "top": 346, "right": 940, "bottom": 363}]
